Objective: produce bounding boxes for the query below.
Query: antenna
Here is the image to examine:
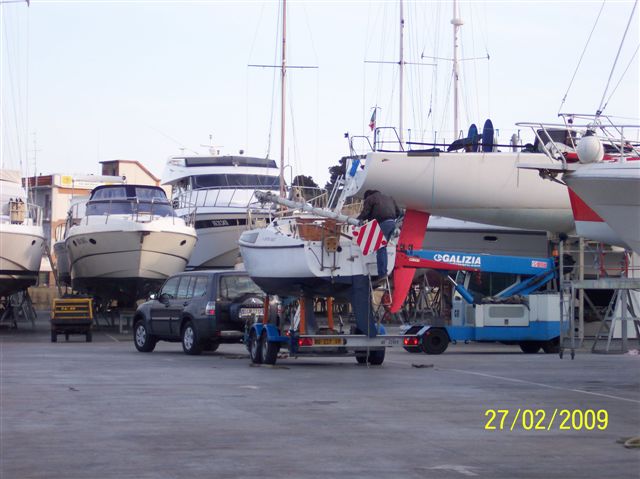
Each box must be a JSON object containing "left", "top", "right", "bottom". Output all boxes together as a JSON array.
[
  {"left": 200, "top": 134, "right": 223, "bottom": 156},
  {"left": 30, "top": 132, "right": 41, "bottom": 178}
]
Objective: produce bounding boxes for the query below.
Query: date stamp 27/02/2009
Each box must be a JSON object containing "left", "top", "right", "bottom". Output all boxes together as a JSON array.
[{"left": 484, "top": 409, "right": 608, "bottom": 431}]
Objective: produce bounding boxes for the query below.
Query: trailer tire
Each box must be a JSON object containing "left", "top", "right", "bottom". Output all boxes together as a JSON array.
[
  {"left": 260, "top": 332, "right": 278, "bottom": 365},
  {"left": 355, "top": 349, "right": 385, "bottom": 365},
  {"left": 421, "top": 328, "right": 449, "bottom": 355},
  {"left": 520, "top": 341, "right": 541, "bottom": 354},
  {"left": 86, "top": 331, "right": 92, "bottom": 342},
  {"left": 541, "top": 338, "right": 560, "bottom": 354},
  {"left": 248, "top": 330, "right": 262, "bottom": 364},
  {"left": 51, "top": 331, "right": 57, "bottom": 343},
  {"left": 133, "top": 320, "right": 156, "bottom": 353}
]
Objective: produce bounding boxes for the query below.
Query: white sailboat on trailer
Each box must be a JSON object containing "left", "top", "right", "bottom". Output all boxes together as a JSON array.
[{"left": 238, "top": 0, "right": 392, "bottom": 335}]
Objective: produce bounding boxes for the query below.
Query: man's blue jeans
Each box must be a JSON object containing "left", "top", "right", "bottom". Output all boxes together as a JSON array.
[{"left": 376, "top": 219, "right": 396, "bottom": 276}]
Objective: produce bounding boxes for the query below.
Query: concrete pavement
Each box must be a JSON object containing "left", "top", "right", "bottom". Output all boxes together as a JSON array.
[{"left": 1, "top": 318, "right": 638, "bottom": 478}]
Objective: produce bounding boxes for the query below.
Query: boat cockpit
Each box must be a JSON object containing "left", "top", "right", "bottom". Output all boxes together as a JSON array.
[{"left": 84, "top": 185, "right": 176, "bottom": 218}]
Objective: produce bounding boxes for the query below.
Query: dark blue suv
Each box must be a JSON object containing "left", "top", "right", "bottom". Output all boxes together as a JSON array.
[{"left": 133, "top": 270, "right": 268, "bottom": 355}]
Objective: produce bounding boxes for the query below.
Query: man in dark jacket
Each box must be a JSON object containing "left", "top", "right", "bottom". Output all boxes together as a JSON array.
[{"left": 357, "top": 190, "right": 402, "bottom": 276}]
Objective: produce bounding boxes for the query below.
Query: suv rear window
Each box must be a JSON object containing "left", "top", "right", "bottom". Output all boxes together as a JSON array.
[{"left": 219, "top": 275, "right": 263, "bottom": 301}]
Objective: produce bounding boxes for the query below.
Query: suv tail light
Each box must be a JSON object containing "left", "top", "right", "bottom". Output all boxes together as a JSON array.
[{"left": 205, "top": 301, "right": 216, "bottom": 317}]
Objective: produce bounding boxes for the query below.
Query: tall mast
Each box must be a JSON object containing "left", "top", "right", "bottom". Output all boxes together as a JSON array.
[
  {"left": 279, "top": 0, "right": 287, "bottom": 198},
  {"left": 451, "top": 0, "right": 463, "bottom": 138},
  {"left": 398, "top": 0, "right": 404, "bottom": 146}
]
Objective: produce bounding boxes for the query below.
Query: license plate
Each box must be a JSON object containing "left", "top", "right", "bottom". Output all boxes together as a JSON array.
[
  {"left": 239, "top": 308, "right": 262, "bottom": 318},
  {"left": 313, "top": 338, "right": 344, "bottom": 346}
]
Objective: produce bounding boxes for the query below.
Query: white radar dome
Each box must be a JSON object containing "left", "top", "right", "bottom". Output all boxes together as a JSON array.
[{"left": 576, "top": 135, "right": 604, "bottom": 164}]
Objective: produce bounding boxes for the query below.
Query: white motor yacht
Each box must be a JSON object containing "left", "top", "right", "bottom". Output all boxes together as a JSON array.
[
  {"left": 64, "top": 184, "right": 197, "bottom": 306},
  {"left": 162, "top": 155, "right": 280, "bottom": 268},
  {"left": 0, "top": 170, "right": 45, "bottom": 297}
]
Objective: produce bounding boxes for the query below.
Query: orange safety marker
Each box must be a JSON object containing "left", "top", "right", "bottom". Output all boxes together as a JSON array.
[
  {"left": 262, "top": 295, "right": 269, "bottom": 325},
  {"left": 299, "top": 297, "right": 306, "bottom": 334},
  {"left": 327, "top": 297, "right": 334, "bottom": 330}
]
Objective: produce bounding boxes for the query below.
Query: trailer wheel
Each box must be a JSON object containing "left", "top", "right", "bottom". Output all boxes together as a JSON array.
[
  {"left": 260, "top": 332, "right": 278, "bottom": 365},
  {"left": 133, "top": 320, "right": 156, "bottom": 353},
  {"left": 248, "top": 330, "right": 262, "bottom": 364},
  {"left": 541, "top": 338, "right": 560, "bottom": 354},
  {"left": 421, "top": 328, "right": 449, "bottom": 355},
  {"left": 51, "top": 331, "right": 57, "bottom": 343},
  {"left": 355, "top": 349, "right": 385, "bottom": 365},
  {"left": 182, "top": 321, "right": 202, "bottom": 355},
  {"left": 86, "top": 331, "right": 92, "bottom": 342},
  {"left": 520, "top": 341, "right": 541, "bottom": 354}
]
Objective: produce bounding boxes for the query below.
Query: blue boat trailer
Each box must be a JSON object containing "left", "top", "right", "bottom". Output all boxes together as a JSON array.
[{"left": 245, "top": 302, "right": 420, "bottom": 366}]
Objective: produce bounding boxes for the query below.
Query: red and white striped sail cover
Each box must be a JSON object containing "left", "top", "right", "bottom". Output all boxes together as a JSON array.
[{"left": 352, "top": 220, "right": 387, "bottom": 256}]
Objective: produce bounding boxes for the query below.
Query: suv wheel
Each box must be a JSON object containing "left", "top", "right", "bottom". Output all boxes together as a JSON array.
[
  {"left": 182, "top": 321, "right": 202, "bottom": 355},
  {"left": 134, "top": 320, "right": 156, "bottom": 353}
]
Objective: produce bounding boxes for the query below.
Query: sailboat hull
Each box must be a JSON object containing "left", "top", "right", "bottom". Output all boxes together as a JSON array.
[
  {"left": 565, "top": 162, "right": 640, "bottom": 254},
  {"left": 355, "top": 151, "right": 573, "bottom": 232},
  {"left": 239, "top": 219, "right": 394, "bottom": 298}
]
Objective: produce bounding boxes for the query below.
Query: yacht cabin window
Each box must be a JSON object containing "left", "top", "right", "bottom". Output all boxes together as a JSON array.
[{"left": 192, "top": 174, "right": 279, "bottom": 190}]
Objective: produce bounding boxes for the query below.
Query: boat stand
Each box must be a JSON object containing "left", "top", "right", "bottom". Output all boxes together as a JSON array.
[
  {"left": 562, "top": 278, "right": 640, "bottom": 356},
  {"left": 0, "top": 290, "right": 37, "bottom": 329}
]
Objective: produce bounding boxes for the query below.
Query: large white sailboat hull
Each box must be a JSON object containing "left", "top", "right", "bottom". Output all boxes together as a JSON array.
[
  {"left": 355, "top": 151, "right": 573, "bottom": 233},
  {"left": 565, "top": 162, "right": 640, "bottom": 254}
]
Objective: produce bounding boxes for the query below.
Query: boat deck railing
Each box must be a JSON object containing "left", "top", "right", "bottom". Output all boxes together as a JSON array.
[
  {"left": 516, "top": 113, "right": 640, "bottom": 167},
  {"left": 175, "top": 185, "right": 281, "bottom": 213},
  {"left": 1, "top": 199, "right": 42, "bottom": 226}
]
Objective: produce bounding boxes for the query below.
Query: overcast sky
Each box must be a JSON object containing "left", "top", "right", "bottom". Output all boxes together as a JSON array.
[{"left": 1, "top": 0, "right": 638, "bottom": 185}]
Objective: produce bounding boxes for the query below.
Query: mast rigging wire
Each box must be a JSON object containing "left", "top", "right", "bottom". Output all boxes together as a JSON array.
[
  {"left": 600, "top": 42, "right": 640, "bottom": 115},
  {"left": 557, "top": 0, "right": 606, "bottom": 114},
  {"left": 597, "top": 0, "right": 638, "bottom": 116}
]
